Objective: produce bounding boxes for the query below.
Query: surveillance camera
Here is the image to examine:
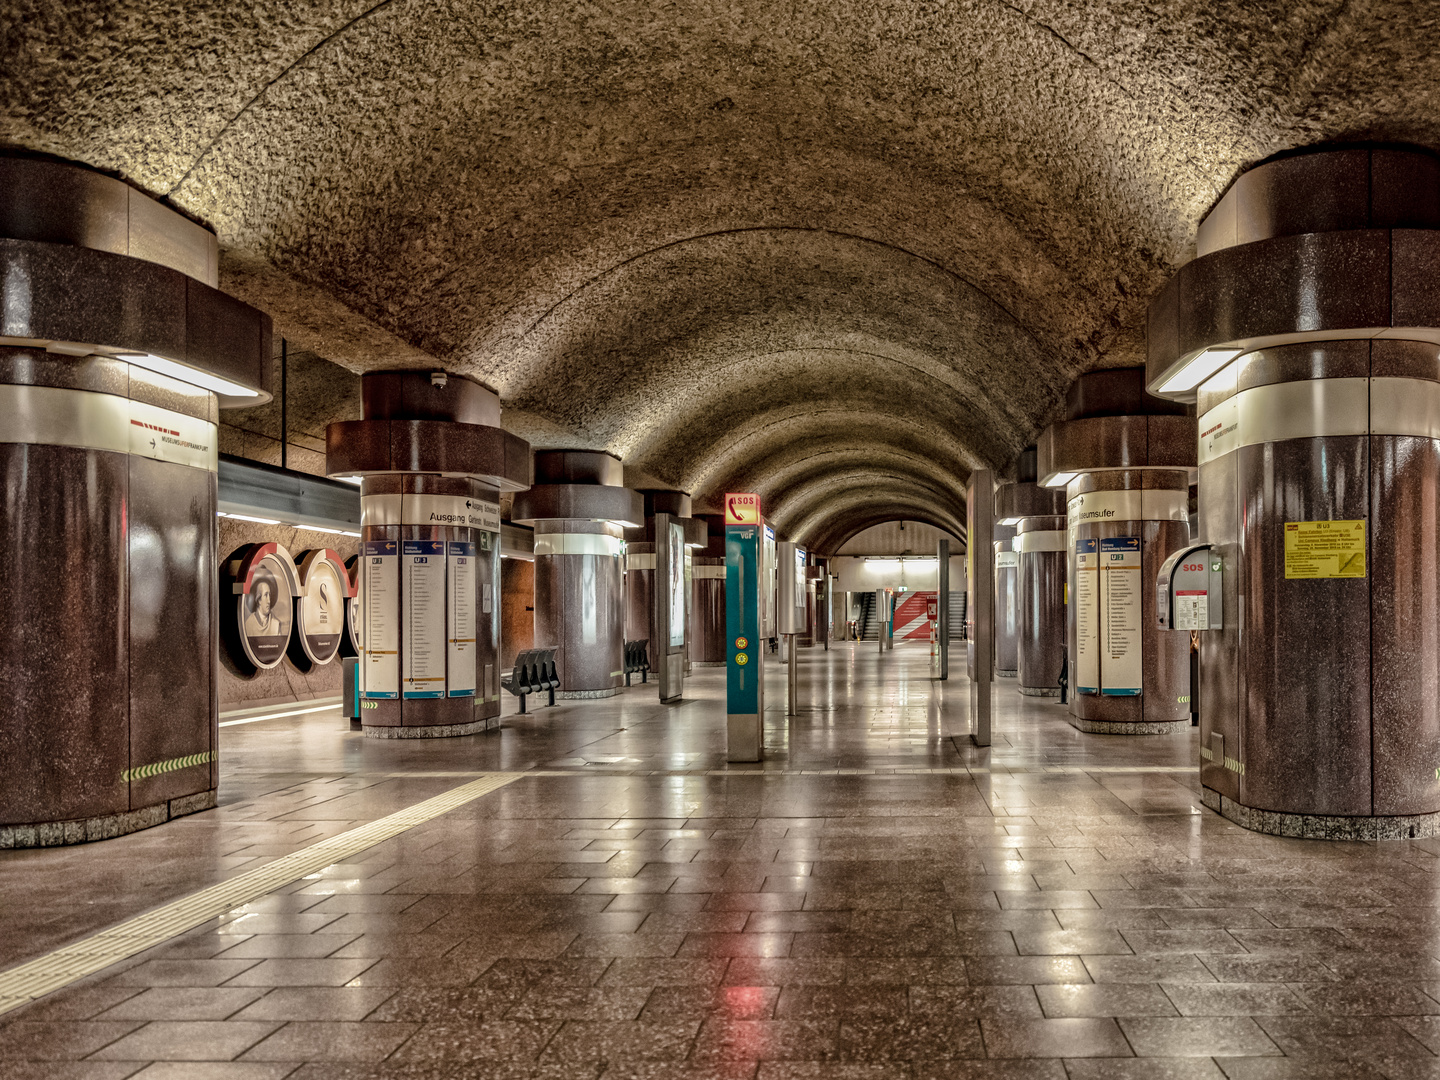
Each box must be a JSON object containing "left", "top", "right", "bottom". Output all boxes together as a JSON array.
[{"left": 430, "top": 371, "right": 448, "bottom": 389}]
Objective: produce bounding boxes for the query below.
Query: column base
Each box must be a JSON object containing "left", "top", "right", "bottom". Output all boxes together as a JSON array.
[
  {"left": 557, "top": 688, "right": 619, "bottom": 700},
  {"left": 996, "top": 670, "right": 1017, "bottom": 678},
  {"left": 1202, "top": 787, "right": 1440, "bottom": 840},
  {"left": 364, "top": 719, "right": 493, "bottom": 738},
  {"left": 692, "top": 660, "right": 727, "bottom": 668},
  {"left": 1019, "top": 686, "right": 1060, "bottom": 697},
  {"left": 1068, "top": 717, "right": 1191, "bottom": 735},
  {"left": 0, "top": 789, "right": 217, "bottom": 849}
]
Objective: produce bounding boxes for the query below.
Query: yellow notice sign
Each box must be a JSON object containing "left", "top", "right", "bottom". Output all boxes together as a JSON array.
[{"left": 1284, "top": 520, "right": 1366, "bottom": 579}]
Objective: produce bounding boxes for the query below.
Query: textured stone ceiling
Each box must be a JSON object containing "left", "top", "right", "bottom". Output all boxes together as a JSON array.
[{"left": 5, "top": 0, "right": 1439, "bottom": 548}]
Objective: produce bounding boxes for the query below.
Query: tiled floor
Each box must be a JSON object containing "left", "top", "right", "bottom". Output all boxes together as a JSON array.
[{"left": 4, "top": 642, "right": 1440, "bottom": 1078}]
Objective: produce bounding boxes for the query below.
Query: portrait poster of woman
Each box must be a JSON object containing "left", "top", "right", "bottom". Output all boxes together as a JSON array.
[{"left": 241, "top": 560, "right": 293, "bottom": 667}]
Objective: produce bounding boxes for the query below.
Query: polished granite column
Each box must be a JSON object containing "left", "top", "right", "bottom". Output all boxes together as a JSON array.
[
  {"left": 1037, "top": 369, "right": 1195, "bottom": 734},
  {"left": 1191, "top": 341, "right": 1440, "bottom": 837},
  {"left": 1015, "top": 514, "right": 1067, "bottom": 696},
  {"left": 1146, "top": 146, "right": 1440, "bottom": 837},
  {"left": 996, "top": 449, "right": 1065, "bottom": 694},
  {"left": 690, "top": 513, "right": 726, "bottom": 665},
  {"left": 0, "top": 157, "right": 271, "bottom": 846},
  {"left": 624, "top": 491, "right": 707, "bottom": 674},
  {"left": 326, "top": 371, "right": 530, "bottom": 736},
  {"left": 992, "top": 525, "right": 1019, "bottom": 678},
  {"left": 512, "top": 451, "right": 643, "bottom": 698}
]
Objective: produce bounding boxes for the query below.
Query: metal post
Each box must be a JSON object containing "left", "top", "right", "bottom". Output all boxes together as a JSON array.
[
  {"left": 937, "top": 538, "right": 950, "bottom": 679},
  {"left": 786, "top": 633, "right": 798, "bottom": 715},
  {"left": 967, "top": 469, "right": 995, "bottom": 746},
  {"left": 876, "top": 588, "right": 886, "bottom": 654},
  {"left": 279, "top": 338, "right": 288, "bottom": 469}
]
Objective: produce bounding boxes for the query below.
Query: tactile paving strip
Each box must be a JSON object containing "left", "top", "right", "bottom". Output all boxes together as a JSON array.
[{"left": 0, "top": 771, "right": 522, "bottom": 1016}]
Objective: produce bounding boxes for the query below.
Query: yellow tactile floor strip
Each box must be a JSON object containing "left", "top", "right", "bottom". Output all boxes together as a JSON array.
[{"left": 0, "top": 772, "right": 522, "bottom": 1017}]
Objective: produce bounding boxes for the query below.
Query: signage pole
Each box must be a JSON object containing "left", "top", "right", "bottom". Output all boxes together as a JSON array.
[
  {"left": 778, "top": 539, "right": 803, "bottom": 717},
  {"left": 725, "top": 493, "right": 764, "bottom": 762},
  {"left": 653, "top": 512, "right": 684, "bottom": 703},
  {"left": 967, "top": 470, "right": 995, "bottom": 746},
  {"left": 787, "top": 634, "right": 798, "bottom": 716},
  {"left": 937, "top": 537, "right": 950, "bottom": 680}
]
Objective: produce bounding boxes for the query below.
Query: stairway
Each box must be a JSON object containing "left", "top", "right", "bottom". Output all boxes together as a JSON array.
[
  {"left": 857, "top": 593, "right": 879, "bottom": 640},
  {"left": 950, "top": 589, "right": 967, "bottom": 641}
]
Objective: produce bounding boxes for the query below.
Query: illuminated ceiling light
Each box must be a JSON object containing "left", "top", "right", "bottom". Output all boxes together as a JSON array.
[
  {"left": 120, "top": 352, "right": 260, "bottom": 398},
  {"left": 997, "top": 516, "right": 1023, "bottom": 526},
  {"left": 1043, "top": 472, "right": 1077, "bottom": 489},
  {"left": 335, "top": 475, "right": 364, "bottom": 486},
  {"left": 217, "top": 511, "right": 359, "bottom": 536},
  {"left": 1159, "top": 348, "right": 1243, "bottom": 394}
]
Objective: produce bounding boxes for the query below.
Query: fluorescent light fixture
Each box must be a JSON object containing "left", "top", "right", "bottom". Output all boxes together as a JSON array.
[
  {"left": 998, "top": 516, "right": 1023, "bottom": 526},
  {"left": 121, "top": 352, "right": 260, "bottom": 398},
  {"left": 1043, "top": 472, "right": 1077, "bottom": 489},
  {"left": 218, "top": 512, "right": 281, "bottom": 525},
  {"left": 335, "top": 475, "right": 364, "bottom": 486},
  {"left": 216, "top": 512, "right": 357, "bottom": 536},
  {"left": 866, "top": 558, "right": 901, "bottom": 570},
  {"left": 1159, "top": 348, "right": 1243, "bottom": 394}
]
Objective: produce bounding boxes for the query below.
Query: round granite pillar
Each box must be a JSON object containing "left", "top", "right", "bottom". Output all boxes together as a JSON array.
[
  {"left": 995, "top": 462, "right": 1065, "bottom": 686},
  {"left": 623, "top": 490, "right": 705, "bottom": 674},
  {"left": 0, "top": 351, "right": 229, "bottom": 846},
  {"left": 534, "top": 519, "right": 627, "bottom": 696},
  {"left": 354, "top": 473, "right": 504, "bottom": 736},
  {"left": 0, "top": 157, "right": 272, "bottom": 846},
  {"left": 1145, "top": 146, "right": 1440, "bottom": 836},
  {"left": 327, "top": 371, "right": 530, "bottom": 736},
  {"left": 994, "top": 529, "right": 1019, "bottom": 678},
  {"left": 1038, "top": 369, "right": 1196, "bottom": 735},
  {"left": 1192, "top": 340, "right": 1440, "bottom": 837},
  {"left": 513, "top": 451, "right": 643, "bottom": 699},
  {"left": 1066, "top": 470, "right": 1191, "bottom": 733},
  {"left": 690, "top": 515, "right": 726, "bottom": 665},
  {"left": 625, "top": 541, "right": 656, "bottom": 667},
  {"left": 1015, "top": 514, "right": 1067, "bottom": 697}
]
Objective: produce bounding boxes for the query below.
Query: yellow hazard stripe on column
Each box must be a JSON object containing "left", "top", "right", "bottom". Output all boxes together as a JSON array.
[
  {"left": 0, "top": 772, "right": 522, "bottom": 1015},
  {"left": 121, "top": 751, "right": 217, "bottom": 783}
]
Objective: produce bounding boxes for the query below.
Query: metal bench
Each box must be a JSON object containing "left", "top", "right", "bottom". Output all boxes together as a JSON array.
[
  {"left": 501, "top": 647, "right": 559, "bottom": 713},
  {"left": 624, "top": 639, "right": 650, "bottom": 685}
]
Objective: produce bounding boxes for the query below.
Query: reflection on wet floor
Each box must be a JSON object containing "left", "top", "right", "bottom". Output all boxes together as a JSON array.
[{"left": 4, "top": 643, "right": 1439, "bottom": 1076}]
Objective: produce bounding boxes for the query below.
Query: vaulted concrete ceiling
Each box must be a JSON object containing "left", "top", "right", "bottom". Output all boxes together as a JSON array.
[{"left": 5, "top": 1, "right": 1438, "bottom": 548}]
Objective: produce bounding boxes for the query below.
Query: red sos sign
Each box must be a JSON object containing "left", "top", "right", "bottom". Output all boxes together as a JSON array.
[{"left": 1181, "top": 563, "right": 1205, "bottom": 572}]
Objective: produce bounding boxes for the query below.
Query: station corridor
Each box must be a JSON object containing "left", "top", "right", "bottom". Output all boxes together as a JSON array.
[{"left": 3, "top": 645, "right": 1438, "bottom": 1079}]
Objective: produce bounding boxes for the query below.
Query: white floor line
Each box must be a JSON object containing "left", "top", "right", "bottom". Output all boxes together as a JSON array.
[
  {"left": 219, "top": 703, "right": 343, "bottom": 727},
  {"left": 219, "top": 696, "right": 342, "bottom": 720},
  {"left": 0, "top": 772, "right": 522, "bottom": 1017}
]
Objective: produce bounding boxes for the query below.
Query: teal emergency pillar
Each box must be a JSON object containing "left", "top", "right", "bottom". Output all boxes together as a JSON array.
[{"left": 726, "top": 518, "right": 764, "bottom": 761}]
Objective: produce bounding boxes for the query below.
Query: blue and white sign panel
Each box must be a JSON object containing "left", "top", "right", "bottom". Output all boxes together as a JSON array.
[
  {"left": 1100, "top": 537, "right": 1143, "bottom": 696},
  {"left": 447, "top": 541, "right": 477, "bottom": 698},
  {"left": 403, "top": 540, "right": 446, "bottom": 699},
  {"left": 362, "top": 540, "right": 399, "bottom": 699},
  {"left": 1074, "top": 538, "right": 1099, "bottom": 695}
]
